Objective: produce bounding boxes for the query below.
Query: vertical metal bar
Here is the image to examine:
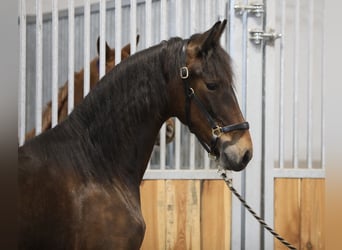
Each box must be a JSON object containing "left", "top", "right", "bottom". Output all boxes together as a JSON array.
[
  {"left": 205, "top": 0, "right": 211, "bottom": 28},
  {"left": 229, "top": 2, "right": 244, "bottom": 249},
  {"left": 241, "top": 0, "right": 248, "bottom": 248},
  {"left": 307, "top": 0, "right": 314, "bottom": 169},
  {"left": 99, "top": 0, "right": 106, "bottom": 77},
  {"left": 174, "top": 120, "right": 181, "bottom": 169},
  {"left": 321, "top": 2, "right": 326, "bottom": 170},
  {"left": 159, "top": 0, "right": 167, "bottom": 170},
  {"left": 159, "top": 126, "right": 166, "bottom": 170},
  {"left": 130, "top": 0, "right": 137, "bottom": 54},
  {"left": 217, "top": 0, "right": 225, "bottom": 46},
  {"left": 189, "top": 0, "right": 196, "bottom": 169},
  {"left": 292, "top": 0, "right": 300, "bottom": 169},
  {"left": 175, "top": 0, "right": 182, "bottom": 37},
  {"left": 115, "top": 0, "right": 122, "bottom": 65},
  {"left": 51, "top": 0, "right": 59, "bottom": 128},
  {"left": 18, "top": 0, "right": 26, "bottom": 146},
  {"left": 145, "top": 0, "right": 152, "bottom": 47},
  {"left": 83, "top": 0, "right": 91, "bottom": 97},
  {"left": 160, "top": 0, "right": 167, "bottom": 40},
  {"left": 35, "top": 0, "right": 43, "bottom": 134},
  {"left": 279, "top": 0, "right": 286, "bottom": 169},
  {"left": 174, "top": 0, "right": 182, "bottom": 170},
  {"left": 228, "top": 0, "right": 234, "bottom": 54},
  {"left": 68, "top": 0, "right": 75, "bottom": 114}
]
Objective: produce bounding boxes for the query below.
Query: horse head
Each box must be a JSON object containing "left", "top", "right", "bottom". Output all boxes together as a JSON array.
[{"left": 168, "top": 20, "right": 253, "bottom": 171}]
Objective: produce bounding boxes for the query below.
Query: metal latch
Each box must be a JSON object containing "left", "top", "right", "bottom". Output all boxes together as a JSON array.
[
  {"left": 234, "top": 3, "right": 264, "bottom": 17},
  {"left": 249, "top": 29, "right": 282, "bottom": 45}
]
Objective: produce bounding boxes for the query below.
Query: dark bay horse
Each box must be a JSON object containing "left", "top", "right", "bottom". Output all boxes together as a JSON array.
[
  {"left": 18, "top": 20, "right": 252, "bottom": 249},
  {"left": 25, "top": 35, "right": 175, "bottom": 145}
]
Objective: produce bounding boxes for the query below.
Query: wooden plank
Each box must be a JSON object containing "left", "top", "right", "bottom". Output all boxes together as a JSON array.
[
  {"left": 274, "top": 178, "right": 301, "bottom": 250},
  {"left": 140, "top": 180, "right": 166, "bottom": 250},
  {"left": 141, "top": 180, "right": 232, "bottom": 249},
  {"left": 300, "top": 179, "right": 325, "bottom": 250},
  {"left": 201, "top": 180, "right": 231, "bottom": 250},
  {"left": 165, "top": 180, "right": 201, "bottom": 250}
]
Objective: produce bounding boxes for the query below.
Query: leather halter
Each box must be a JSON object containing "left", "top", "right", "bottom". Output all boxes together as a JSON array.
[{"left": 179, "top": 42, "right": 250, "bottom": 159}]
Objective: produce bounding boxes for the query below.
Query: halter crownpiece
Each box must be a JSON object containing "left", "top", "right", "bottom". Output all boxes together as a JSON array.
[{"left": 180, "top": 42, "right": 250, "bottom": 158}]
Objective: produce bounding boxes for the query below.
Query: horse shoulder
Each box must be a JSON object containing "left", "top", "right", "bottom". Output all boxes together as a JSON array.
[{"left": 74, "top": 181, "right": 146, "bottom": 249}]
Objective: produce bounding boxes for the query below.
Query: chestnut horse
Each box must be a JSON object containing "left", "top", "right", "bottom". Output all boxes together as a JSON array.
[
  {"left": 25, "top": 36, "right": 175, "bottom": 144},
  {"left": 19, "top": 20, "right": 252, "bottom": 249}
]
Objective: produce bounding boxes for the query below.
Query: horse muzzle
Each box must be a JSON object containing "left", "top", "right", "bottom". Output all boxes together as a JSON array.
[{"left": 218, "top": 132, "right": 253, "bottom": 171}]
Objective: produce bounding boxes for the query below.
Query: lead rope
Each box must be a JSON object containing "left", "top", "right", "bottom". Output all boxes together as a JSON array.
[{"left": 218, "top": 169, "right": 297, "bottom": 250}]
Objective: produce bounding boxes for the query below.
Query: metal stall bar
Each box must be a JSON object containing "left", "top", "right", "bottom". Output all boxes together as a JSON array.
[
  {"left": 83, "top": 0, "right": 91, "bottom": 97},
  {"left": 99, "top": 0, "right": 106, "bottom": 77},
  {"left": 307, "top": 0, "right": 314, "bottom": 169},
  {"left": 279, "top": 0, "right": 286, "bottom": 169},
  {"left": 159, "top": 0, "right": 167, "bottom": 170},
  {"left": 130, "top": 0, "right": 137, "bottom": 54},
  {"left": 144, "top": 0, "right": 152, "bottom": 170},
  {"left": 115, "top": 0, "right": 122, "bottom": 65},
  {"left": 68, "top": 0, "right": 75, "bottom": 114},
  {"left": 292, "top": 0, "right": 300, "bottom": 169},
  {"left": 174, "top": 0, "right": 182, "bottom": 170},
  {"left": 240, "top": 0, "right": 249, "bottom": 247},
  {"left": 229, "top": 1, "right": 243, "bottom": 248},
  {"left": 189, "top": 0, "right": 196, "bottom": 170},
  {"left": 51, "top": 0, "right": 59, "bottom": 127},
  {"left": 217, "top": 0, "right": 226, "bottom": 46},
  {"left": 145, "top": 0, "right": 152, "bottom": 48},
  {"left": 35, "top": 0, "right": 43, "bottom": 134},
  {"left": 203, "top": 0, "right": 211, "bottom": 170},
  {"left": 321, "top": 2, "right": 326, "bottom": 170},
  {"left": 18, "top": 0, "right": 27, "bottom": 146}
]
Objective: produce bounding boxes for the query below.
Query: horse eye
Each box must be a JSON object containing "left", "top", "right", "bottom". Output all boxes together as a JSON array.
[{"left": 206, "top": 83, "right": 218, "bottom": 91}]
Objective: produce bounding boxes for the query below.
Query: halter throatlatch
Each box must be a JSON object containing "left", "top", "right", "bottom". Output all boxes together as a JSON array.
[{"left": 180, "top": 42, "right": 250, "bottom": 159}]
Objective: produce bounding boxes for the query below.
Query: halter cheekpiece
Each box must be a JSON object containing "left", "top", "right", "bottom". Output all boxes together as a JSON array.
[{"left": 180, "top": 41, "right": 250, "bottom": 159}]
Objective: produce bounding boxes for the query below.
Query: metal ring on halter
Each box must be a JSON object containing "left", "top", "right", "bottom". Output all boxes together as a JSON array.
[
  {"left": 212, "top": 126, "right": 223, "bottom": 138},
  {"left": 180, "top": 66, "right": 189, "bottom": 79}
]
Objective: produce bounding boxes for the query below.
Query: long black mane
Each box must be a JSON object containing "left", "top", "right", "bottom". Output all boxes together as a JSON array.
[{"left": 20, "top": 37, "right": 186, "bottom": 184}]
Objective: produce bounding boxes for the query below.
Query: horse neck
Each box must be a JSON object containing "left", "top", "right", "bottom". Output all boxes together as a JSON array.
[{"left": 63, "top": 50, "right": 169, "bottom": 184}]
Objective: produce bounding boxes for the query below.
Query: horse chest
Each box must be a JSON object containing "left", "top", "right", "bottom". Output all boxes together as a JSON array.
[{"left": 73, "top": 182, "right": 146, "bottom": 249}]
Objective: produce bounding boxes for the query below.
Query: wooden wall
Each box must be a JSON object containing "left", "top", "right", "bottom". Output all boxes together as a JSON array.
[
  {"left": 274, "top": 178, "right": 325, "bottom": 250},
  {"left": 139, "top": 178, "right": 325, "bottom": 250}
]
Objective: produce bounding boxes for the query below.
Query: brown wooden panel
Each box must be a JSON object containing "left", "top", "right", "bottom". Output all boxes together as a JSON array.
[
  {"left": 201, "top": 180, "right": 231, "bottom": 250},
  {"left": 300, "top": 179, "right": 325, "bottom": 250},
  {"left": 165, "top": 180, "right": 201, "bottom": 250},
  {"left": 140, "top": 180, "right": 166, "bottom": 250},
  {"left": 274, "top": 178, "right": 301, "bottom": 250}
]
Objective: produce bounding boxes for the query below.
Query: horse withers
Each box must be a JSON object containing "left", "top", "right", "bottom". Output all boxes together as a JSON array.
[{"left": 19, "top": 20, "right": 252, "bottom": 249}]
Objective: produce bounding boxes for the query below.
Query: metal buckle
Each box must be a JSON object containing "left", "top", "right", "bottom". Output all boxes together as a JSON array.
[
  {"left": 180, "top": 66, "right": 189, "bottom": 79},
  {"left": 208, "top": 153, "right": 218, "bottom": 161},
  {"left": 187, "top": 87, "right": 194, "bottom": 98},
  {"left": 212, "top": 126, "right": 223, "bottom": 138}
]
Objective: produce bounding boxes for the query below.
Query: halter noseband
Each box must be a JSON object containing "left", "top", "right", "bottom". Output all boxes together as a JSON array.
[{"left": 180, "top": 42, "right": 250, "bottom": 159}]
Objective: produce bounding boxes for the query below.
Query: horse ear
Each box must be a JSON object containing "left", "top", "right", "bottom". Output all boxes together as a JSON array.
[
  {"left": 105, "top": 41, "right": 111, "bottom": 61},
  {"left": 196, "top": 20, "right": 227, "bottom": 55},
  {"left": 96, "top": 36, "right": 100, "bottom": 55},
  {"left": 96, "top": 36, "right": 112, "bottom": 61},
  {"left": 121, "top": 34, "right": 140, "bottom": 59}
]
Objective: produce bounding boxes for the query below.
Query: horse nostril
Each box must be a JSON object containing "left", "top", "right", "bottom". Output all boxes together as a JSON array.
[{"left": 242, "top": 150, "right": 252, "bottom": 166}]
